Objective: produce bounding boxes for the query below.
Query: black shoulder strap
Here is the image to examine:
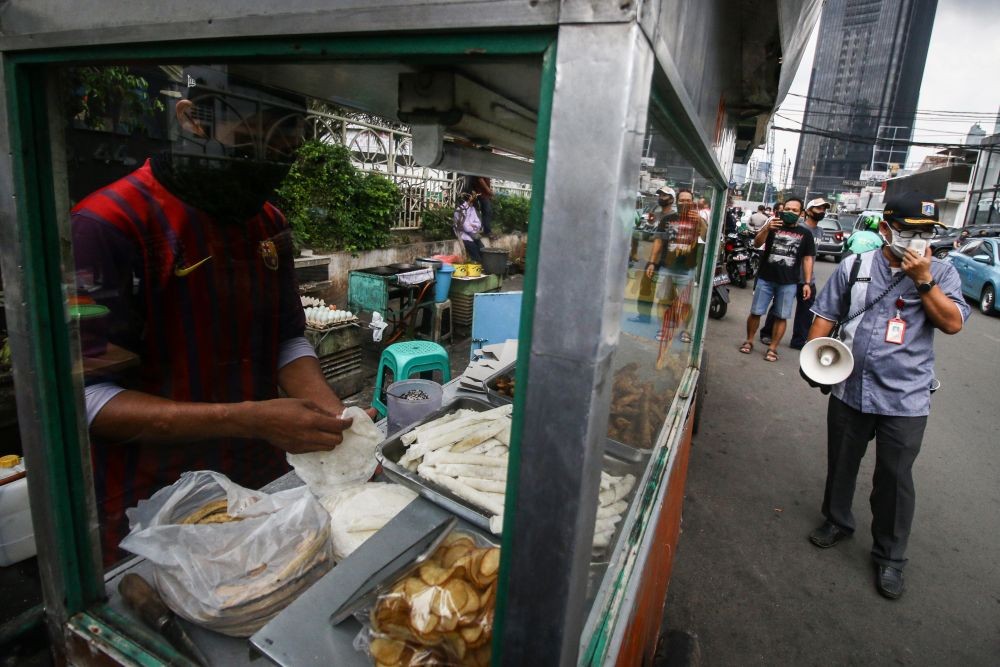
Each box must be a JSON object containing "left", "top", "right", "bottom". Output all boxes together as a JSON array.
[{"left": 842, "top": 254, "right": 863, "bottom": 314}]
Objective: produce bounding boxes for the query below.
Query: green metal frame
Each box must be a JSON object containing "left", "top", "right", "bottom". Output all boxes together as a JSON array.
[
  {"left": 2, "top": 31, "right": 554, "bottom": 663},
  {"left": 491, "top": 39, "right": 557, "bottom": 666}
]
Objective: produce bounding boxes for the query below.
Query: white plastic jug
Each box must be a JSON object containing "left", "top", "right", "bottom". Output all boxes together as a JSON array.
[{"left": 0, "top": 455, "right": 37, "bottom": 566}]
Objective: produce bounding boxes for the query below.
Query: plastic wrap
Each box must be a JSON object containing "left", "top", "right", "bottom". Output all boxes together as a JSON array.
[
  {"left": 354, "top": 531, "right": 498, "bottom": 666},
  {"left": 121, "top": 470, "right": 333, "bottom": 636}
]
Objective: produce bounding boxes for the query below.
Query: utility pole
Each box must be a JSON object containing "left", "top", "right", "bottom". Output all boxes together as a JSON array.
[{"left": 806, "top": 164, "right": 816, "bottom": 200}]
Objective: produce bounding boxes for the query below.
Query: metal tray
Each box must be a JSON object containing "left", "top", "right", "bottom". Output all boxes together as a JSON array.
[
  {"left": 482, "top": 363, "right": 516, "bottom": 406},
  {"left": 377, "top": 397, "right": 501, "bottom": 531},
  {"left": 376, "top": 397, "right": 650, "bottom": 551}
]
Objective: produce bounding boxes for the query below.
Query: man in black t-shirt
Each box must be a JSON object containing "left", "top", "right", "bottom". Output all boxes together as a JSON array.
[{"left": 739, "top": 197, "right": 816, "bottom": 361}]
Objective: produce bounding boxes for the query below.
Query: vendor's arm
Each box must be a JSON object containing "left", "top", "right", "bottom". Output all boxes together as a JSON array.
[
  {"left": 901, "top": 247, "right": 965, "bottom": 334},
  {"left": 277, "top": 353, "right": 346, "bottom": 417},
  {"left": 90, "top": 390, "right": 351, "bottom": 452}
]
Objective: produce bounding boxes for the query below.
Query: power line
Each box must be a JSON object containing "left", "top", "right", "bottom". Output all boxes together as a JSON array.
[
  {"left": 777, "top": 108, "right": 998, "bottom": 124},
  {"left": 771, "top": 121, "right": 991, "bottom": 150},
  {"left": 787, "top": 92, "right": 1000, "bottom": 117}
]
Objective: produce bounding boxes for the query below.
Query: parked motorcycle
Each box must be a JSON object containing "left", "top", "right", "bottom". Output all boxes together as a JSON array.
[
  {"left": 710, "top": 256, "right": 730, "bottom": 319},
  {"left": 740, "top": 229, "right": 761, "bottom": 280},
  {"left": 723, "top": 232, "right": 750, "bottom": 288}
]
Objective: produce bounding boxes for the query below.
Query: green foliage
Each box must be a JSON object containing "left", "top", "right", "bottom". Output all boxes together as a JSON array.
[
  {"left": 421, "top": 204, "right": 458, "bottom": 242},
  {"left": 492, "top": 193, "right": 531, "bottom": 233},
  {"left": 64, "top": 66, "right": 163, "bottom": 133},
  {"left": 276, "top": 141, "right": 400, "bottom": 253}
]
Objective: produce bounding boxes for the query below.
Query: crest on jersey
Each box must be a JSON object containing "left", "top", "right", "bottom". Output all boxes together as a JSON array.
[{"left": 260, "top": 239, "right": 279, "bottom": 271}]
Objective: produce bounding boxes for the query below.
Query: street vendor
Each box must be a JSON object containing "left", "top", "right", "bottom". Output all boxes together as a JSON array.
[{"left": 71, "top": 69, "right": 354, "bottom": 562}]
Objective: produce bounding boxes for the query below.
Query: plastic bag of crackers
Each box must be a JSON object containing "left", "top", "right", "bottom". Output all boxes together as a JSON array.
[{"left": 354, "top": 531, "right": 499, "bottom": 666}]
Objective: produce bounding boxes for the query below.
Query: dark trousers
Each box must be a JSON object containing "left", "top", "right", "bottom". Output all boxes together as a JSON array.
[
  {"left": 478, "top": 197, "right": 494, "bottom": 235},
  {"left": 761, "top": 284, "right": 814, "bottom": 346},
  {"left": 823, "top": 396, "right": 927, "bottom": 569},
  {"left": 463, "top": 238, "right": 484, "bottom": 262}
]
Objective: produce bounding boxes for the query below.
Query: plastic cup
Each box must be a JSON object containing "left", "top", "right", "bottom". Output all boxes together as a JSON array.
[{"left": 386, "top": 379, "right": 443, "bottom": 435}]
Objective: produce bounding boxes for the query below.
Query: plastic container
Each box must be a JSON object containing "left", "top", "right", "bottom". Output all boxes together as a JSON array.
[
  {"left": 480, "top": 248, "right": 509, "bottom": 276},
  {"left": 465, "top": 263, "right": 483, "bottom": 277},
  {"left": 385, "top": 379, "right": 443, "bottom": 435},
  {"left": 434, "top": 264, "right": 455, "bottom": 302},
  {"left": 0, "top": 455, "right": 37, "bottom": 566}
]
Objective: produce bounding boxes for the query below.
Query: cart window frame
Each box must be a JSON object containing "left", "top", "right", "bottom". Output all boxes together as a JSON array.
[{"left": 1, "top": 31, "right": 554, "bottom": 662}]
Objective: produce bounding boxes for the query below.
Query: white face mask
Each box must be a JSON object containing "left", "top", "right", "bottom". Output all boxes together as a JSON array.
[{"left": 886, "top": 234, "right": 911, "bottom": 259}]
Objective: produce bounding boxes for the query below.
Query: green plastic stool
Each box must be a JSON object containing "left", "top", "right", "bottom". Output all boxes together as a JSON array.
[{"left": 372, "top": 341, "right": 452, "bottom": 416}]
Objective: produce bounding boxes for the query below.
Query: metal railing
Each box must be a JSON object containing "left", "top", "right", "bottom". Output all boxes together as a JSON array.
[
  {"left": 303, "top": 108, "right": 532, "bottom": 229},
  {"left": 303, "top": 109, "right": 463, "bottom": 230}
]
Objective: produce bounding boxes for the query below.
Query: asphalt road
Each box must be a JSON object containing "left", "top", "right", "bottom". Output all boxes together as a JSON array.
[{"left": 663, "top": 256, "right": 1000, "bottom": 666}]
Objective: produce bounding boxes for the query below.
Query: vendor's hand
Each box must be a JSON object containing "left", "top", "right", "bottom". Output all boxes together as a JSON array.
[
  {"left": 901, "top": 244, "right": 933, "bottom": 284},
  {"left": 802, "top": 283, "right": 813, "bottom": 300},
  {"left": 645, "top": 263, "right": 656, "bottom": 279},
  {"left": 243, "top": 398, "right": 354, "bottom": 453}
]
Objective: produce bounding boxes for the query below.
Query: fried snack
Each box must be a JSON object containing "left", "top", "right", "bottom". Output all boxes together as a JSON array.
[
  {"left": 368, "top": 535, "right": 498, "bottom": 666},
  {"left": 607, "top": 365, "right": 672, "bottom": 449}
]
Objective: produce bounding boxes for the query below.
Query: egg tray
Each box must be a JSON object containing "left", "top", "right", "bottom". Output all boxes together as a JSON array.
[{"left": 304, "top": 318, "right": 359, "bottom": 332}]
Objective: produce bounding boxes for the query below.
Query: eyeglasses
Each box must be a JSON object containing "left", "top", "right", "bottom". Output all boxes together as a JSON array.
[{"left": 894, "top": 229, "right": 935, "bottom": 240}]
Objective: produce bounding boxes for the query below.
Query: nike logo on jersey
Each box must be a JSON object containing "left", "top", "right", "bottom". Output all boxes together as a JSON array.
[{"left": 174, "top": 256, "right": 212, "bottom": 277}]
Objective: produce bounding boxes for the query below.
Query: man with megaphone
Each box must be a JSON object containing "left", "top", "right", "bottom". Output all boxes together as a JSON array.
[{"left": 800, "top": 192, "right": 969, "bottom": 600}]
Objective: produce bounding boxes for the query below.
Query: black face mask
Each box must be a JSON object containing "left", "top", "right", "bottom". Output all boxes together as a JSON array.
[
  {"left": 812, "top": 210, "right": 826, "bottom": 222},
  {"left": 153, "top": 152, "right": 291, "bottom": 224},
  {"left": 658, "top": 197, "right": 673, "bottom": 208}
]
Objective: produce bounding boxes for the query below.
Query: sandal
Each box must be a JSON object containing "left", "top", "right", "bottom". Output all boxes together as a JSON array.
[
  {"left": 679, "top": 331, "right": 692, "bottom": 344},
  {"left": 739, "top": 341, "right": 753, "bottom": 354},
  {"left": 764, "top": 349, "right": 779, "bottom": 362}
]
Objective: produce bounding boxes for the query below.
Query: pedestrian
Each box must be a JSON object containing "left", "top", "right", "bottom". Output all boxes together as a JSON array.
[
  {"left": 748, "top": 204, "right": 768, "bottom": 233},
  {"left": 760, "top": 197, "right": 830, "bottom": 349},
  {"left": 645, "top": 189, "right": 699, "bottom": 342},
  {"left": 952, "top": 228, "right": 970, "bottom": 249},
  {"left": 738, "top": 197, "right": 815, "bottom": 361},
  {"left": 71, "top": 72, "right": 358, "bottom": 562},
  {"left": 467, "top": 174, "right": 495, "bottom": 237},
  {"left": 454, "top": 189, "right": 484, "bottom": 262},
  {"left": 803, "top": 192, "right": 968, "bottom": 600},
  {"left": 628, "top": 186, "right": 677, "bottom": 324}
]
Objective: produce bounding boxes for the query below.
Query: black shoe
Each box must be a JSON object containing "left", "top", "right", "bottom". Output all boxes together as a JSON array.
[
  {"left": 760, "top": 335, "right": 772, "bottom": 345},
  {"left": 875, "top": 564, "right": 904, "bottom": 599},
  {"left": 808, "top": 521, "right": 851, "bottom": 548}
]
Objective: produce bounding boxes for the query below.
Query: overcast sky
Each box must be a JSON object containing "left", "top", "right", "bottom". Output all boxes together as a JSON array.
[{"left": 761, "top": 0, "right": 1000, "bottom": 183}]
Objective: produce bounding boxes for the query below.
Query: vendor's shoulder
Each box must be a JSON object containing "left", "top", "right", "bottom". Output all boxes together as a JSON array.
[{"left": 71, "top": 161, "right": 156, "bottom": 225}]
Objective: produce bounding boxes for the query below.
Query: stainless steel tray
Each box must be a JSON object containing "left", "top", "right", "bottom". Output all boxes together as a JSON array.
[
  {"left": 482, "top": 363, "right": 516, "bottom": 406},
  {"left": 377, "top": 397, "right": 501, "bottom": 532},
  {"left": 375, "top": 397, "right": 651, "bottom": 552}
]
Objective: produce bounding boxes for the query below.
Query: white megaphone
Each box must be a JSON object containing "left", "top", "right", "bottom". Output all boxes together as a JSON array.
[{"left": 799, "top": 337, "right": 854, "bottom": 386}]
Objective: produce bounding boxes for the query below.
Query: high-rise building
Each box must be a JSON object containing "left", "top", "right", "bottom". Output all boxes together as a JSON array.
[{"left": 793, "top": 0, "right": 938, "bottom": 197}]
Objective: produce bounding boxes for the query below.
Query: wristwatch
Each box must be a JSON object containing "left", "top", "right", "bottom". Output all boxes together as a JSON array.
[{"left": 916, "top": 279, "right": 937, "bottom": 294}]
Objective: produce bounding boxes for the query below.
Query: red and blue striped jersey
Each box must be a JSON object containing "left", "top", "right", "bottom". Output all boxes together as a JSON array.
[{"left": 72, "top": 159, "right": 303, "bottom": 563}]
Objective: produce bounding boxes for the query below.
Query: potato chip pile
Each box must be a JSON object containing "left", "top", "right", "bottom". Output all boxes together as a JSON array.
[{"left": 368, "top": 533, "right": 498, "bottom": 666}]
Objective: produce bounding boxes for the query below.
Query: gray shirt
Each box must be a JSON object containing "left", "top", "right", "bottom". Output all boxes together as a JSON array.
[{"left": 811, "top": 249, "right": 969, "bottom": 417}]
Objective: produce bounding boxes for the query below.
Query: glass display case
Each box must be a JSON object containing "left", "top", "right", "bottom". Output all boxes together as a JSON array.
[{"left": 0, "top": 2, "right": 817, "bottom": 664}]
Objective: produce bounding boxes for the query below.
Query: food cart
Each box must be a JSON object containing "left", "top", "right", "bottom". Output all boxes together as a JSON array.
[{"left": 0, "top": 1, "right": 821, "bottom": 664}]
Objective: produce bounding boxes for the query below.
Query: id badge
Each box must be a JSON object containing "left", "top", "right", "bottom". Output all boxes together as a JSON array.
[{"left": 885, "top": 317, "right": 906, "bottom": 344}]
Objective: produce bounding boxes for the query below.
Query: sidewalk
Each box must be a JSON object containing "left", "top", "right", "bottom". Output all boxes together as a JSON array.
[{"left": 660, "top": 261, "right": 1000, "bottom": 665}]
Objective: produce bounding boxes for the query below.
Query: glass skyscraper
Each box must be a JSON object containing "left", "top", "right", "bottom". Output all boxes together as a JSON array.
[{"left": 793, "top": 0, "right": 938, "bottom": 197}]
